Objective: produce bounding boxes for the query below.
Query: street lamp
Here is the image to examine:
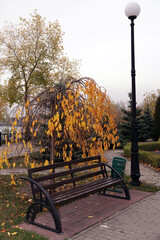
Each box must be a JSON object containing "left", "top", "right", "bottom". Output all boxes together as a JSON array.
[{"left": 125, "top": 2, "right": 141, "bottom": 186}]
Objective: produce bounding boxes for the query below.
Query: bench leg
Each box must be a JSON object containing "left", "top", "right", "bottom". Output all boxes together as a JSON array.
[
  {"left": 100, "top": 181, "right": 130, "bottom": 200},
  {"left": 26, "top": 202, "right": 62, "bottom": 233}
]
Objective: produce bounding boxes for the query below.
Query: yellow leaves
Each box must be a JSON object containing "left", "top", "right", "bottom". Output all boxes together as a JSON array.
[
  {"left": 11, "top": 174, "right": 16, "bottom": 185},
  {"left": 81, "top": 121, "right": 86, "bottom": 128},
  {"left": 44, "top": 160, "right": 49, "bottom": 166},
  {"left": 66, "top": 82, "right": 71, "bottom": 88},
  {"left": 13, "top": 120, "right": 17, "bottom": 126},
  {"left": 54, "top": 112, "right": 60, "bottom": 122},
  {"left": 1, "top": 222, "right": 5, "bottom": 226},
  {"left": 40, "top": 147, "right": 45, "bottom": 153},
  {"left": 33, "top": 131, "right": 37, "bottom": 137},
  {"left": 48, "top": 119, "right": 55, "bottom": 134},
  {"left": 32, "top": 119, "right": 37, "bottom": 127},
  {"left": 30, "top": 162, "right": 35, "bottom": 168},
  {"left": 0, "top": 78, "right": 117, "bottom": 173},
  {"left": 68, "top": 93, "right": 73, "bottom": 101},
  {"left": 57, "top": 93, "right": 60, "bottom": 100},
  {"left": 47, "top": 112, "right": 62, "bottom": 136},
  {"left": 7, "top": 232, "right": 17, "bottom": 236},
  {"left": 25, "top": 100, "right": 29, "bottom": 107}
]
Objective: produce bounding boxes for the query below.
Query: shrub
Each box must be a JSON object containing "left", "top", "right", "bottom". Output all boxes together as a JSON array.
[
  {"left": 123, "top": 143, "right": 131, "bottom": 158},
  {"left": 138, "top": 142, "right": 160, "bottom": 151},
  {"left": 139, "top": 150, "right": 160, "bottom": 168},
  {"left": 152, "top": 95, "right": 160, "bottom": 141},
  {"left": 123, "top": 142, "right": 160, "bottom": 168}
]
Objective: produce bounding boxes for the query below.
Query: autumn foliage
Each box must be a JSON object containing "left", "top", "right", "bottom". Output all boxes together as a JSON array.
[{"left": 0, "top": 77, "right": 118, "bottom": 174}]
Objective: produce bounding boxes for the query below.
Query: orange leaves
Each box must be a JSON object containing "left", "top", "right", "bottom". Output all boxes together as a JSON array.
[
  {"left": 11, "top": 174, "right": 16, "bottom": 185},
  {"left": 0, "top": 77, "right": 118, "bottom": 177},
  {"left": 25, "top": 100, "right": 29, "bottom": 108}
]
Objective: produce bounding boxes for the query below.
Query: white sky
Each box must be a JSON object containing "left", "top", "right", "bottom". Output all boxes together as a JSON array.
[{"left": 0, "top": 0, "right": 160, "bottom": 104}]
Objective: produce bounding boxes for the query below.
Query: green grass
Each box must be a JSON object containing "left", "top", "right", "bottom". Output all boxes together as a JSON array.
[
  {"left": 124, "top": 175, "right": 159, "bottom": 192},
  {"left": 0, "top": 175, "right": 48, "bottom": 240}
]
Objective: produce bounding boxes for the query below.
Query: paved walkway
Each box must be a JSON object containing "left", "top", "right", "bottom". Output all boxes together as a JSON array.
[
  {"left": 70, "top": 150, "right": 160, "bottom": 240},
  {"left": 70, "top": 191, "right": 160, "bottom": 240}
]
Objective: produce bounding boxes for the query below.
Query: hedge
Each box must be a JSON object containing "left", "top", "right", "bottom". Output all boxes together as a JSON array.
[
  {"left": 123, "top": 142, "right": 160, "bottom": 168},
  {"left": 138, "top": 142, "right": 160, "bottom": 151}
]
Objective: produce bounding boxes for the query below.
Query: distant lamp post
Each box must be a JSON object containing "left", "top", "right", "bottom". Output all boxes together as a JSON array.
[{"left": 125, "top": 2, "right": 141, "bottom": 186}]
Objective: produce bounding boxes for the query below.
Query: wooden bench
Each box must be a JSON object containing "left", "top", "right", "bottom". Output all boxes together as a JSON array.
[{"left": 21, "top": 155, "right": 130, "bottom": 233}]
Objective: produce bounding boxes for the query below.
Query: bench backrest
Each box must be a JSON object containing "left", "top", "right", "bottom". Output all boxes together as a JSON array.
[{"left": 28, "top": 155, "right": 107, "bottom": 194}]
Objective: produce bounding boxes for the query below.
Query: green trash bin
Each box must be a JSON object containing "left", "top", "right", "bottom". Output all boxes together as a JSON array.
[
  {"left": 111, "top": 157, "right": 127, "bottom": 179},
  {"left": 108, "top": 157, "right": 127, "bottom": 193}
]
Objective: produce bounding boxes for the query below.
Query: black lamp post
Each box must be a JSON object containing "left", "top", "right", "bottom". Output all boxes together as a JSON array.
[{"left": 125, "top": 2, "right": 141, "bottom": 186}]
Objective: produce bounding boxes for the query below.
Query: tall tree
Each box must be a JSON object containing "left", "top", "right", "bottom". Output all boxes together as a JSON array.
[
  {"left": 0, "top": 11, "right": 79, "bottom": 106},
  {"left": 0, "top": 85, "right": 7, "bottom": 120},
  {"left": 139, "top": 105, "right": 153, "bottom": 141},
  {"left": 143, "top": 89, "right": 160, "bottom": 117},
  {"left": 117, "top": 93, "right": 142, "bottom": 146},
  {"left": 152, "top": 95, "right": 160, "bottom": 141}
]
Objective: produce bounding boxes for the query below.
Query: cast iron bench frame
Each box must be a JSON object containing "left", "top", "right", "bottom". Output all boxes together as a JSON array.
[{"left": 21, "top": 155, "right": 130, "bottom": 233}]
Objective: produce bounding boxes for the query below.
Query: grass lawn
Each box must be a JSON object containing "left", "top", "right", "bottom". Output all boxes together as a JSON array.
[{"left": 0, "top": 175, "right": 48, "bottom": 240}]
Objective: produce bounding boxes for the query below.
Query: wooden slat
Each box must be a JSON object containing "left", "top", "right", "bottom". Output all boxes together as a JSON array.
[
  {"left": 48, "top": 178, "right": 107, "bottom": 198},
  {"left": 51, "top": 178, "right": 122, "bottom": 206},
  {"left": 34, "top": 163, "right": 102, "bottom": 182},
  {"left": 50, "top": 178, "right": 113, "bottom": 199},
  {"left": 34, "top": 169, "right": 106, "bottom": 193},
  {"left": 28, "top": 155, "right": 101, "bottom": 174}
]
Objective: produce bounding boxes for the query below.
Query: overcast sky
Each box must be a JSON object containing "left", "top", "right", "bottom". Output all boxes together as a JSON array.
[{"left": 0, "top": 0, "right": 160, "bottom": 105}]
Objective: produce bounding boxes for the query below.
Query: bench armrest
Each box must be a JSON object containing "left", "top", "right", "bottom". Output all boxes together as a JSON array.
[
  {"left": 20, "top": 177, "right": 52, "bottom": 204},
  {"left": 102, "top": 162, "right": 123, "bottom": 179}
]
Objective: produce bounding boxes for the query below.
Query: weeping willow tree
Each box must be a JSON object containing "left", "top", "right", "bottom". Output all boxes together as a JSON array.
[{"left": 0, "top": 77, "right": 118, "bottom": 184}]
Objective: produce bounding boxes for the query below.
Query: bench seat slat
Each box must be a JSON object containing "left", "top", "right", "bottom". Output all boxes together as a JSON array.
[
  {"left": 51, "top": 178, "right": 122, "bottom": 206},
  {"left": 50, "top": 178, "right": 117, "bottom": 199}
]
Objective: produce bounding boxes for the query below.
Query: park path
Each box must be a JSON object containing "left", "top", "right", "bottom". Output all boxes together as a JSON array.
[
  {"left": 70, "top": 190, "right": 160, "bottom": 240},
  {"left": 70, "top": 150, "right": 160, "bottom": 240}
]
